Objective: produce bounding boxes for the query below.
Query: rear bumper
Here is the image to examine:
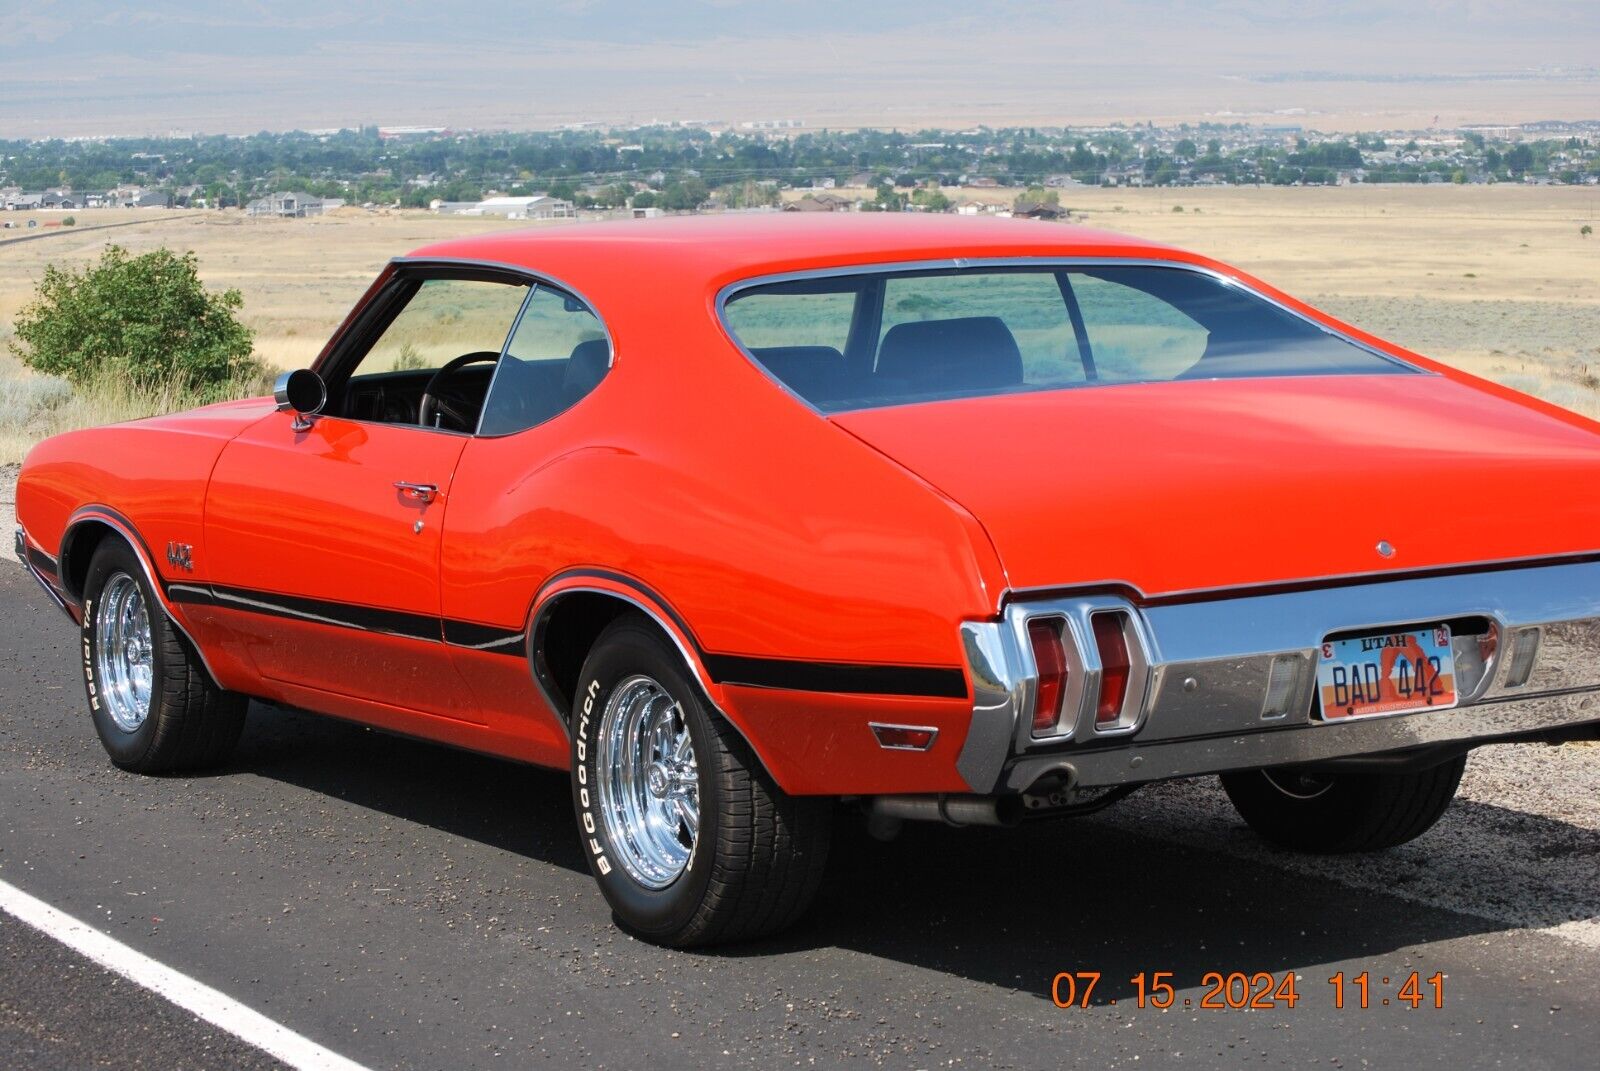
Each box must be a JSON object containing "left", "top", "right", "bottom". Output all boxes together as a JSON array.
[{"left": 959, "top": 557, "right": 1600, "bottom": 793}]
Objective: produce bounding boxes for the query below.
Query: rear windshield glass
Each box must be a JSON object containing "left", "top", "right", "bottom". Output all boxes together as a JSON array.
[{"left": 722, "top": 265, "right": 1412, "bottom": 413}]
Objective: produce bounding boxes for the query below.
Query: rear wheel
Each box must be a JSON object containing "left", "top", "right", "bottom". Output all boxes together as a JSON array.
[
  {"left": 81, "top": 538, "right": 246, "bottom": 773},
  {"left": 569, "top": 614, "right": 831, "bottom": 946},
  {"left": 1220, "top": 756, "right": 1467, "bottom": 853}
]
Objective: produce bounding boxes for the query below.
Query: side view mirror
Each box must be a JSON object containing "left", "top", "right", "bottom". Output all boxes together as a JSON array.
[{"left": 274, "top": 369, "right": 326, "bottom": 431}]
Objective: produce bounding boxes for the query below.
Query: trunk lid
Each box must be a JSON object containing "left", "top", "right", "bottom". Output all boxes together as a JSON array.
[{"left": 831, "top": 374, "right": 1600, "bottom": 597}]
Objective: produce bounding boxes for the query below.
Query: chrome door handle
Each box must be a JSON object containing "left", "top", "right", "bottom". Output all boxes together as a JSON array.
[{"left": 394, "top": 481, "right": 438, "bottom": 503}]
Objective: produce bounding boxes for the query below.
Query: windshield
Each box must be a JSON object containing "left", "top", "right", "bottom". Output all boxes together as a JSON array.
[{"left": 722, "top": 264, "right": 1413, "bottom": 413}]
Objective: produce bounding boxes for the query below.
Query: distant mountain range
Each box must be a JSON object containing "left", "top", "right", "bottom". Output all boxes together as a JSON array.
[{"left": 5, "top": 2, "right": 1597, "bottom": 137}]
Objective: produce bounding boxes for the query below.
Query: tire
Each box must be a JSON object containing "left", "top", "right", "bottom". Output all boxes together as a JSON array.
[
  {"left": 569, "top": 614, "right": 831, "bottom": 947},
  {"left": 1220, "top": 755, "right": 1467, "bottom": 854},
  {"left": 81, "top": 538, "right": 246, "bottom": 773}
]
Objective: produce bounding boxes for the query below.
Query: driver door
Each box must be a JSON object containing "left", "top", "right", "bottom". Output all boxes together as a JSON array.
[{"left": 202, "top": 272, "right": 530, "bottom": 719}]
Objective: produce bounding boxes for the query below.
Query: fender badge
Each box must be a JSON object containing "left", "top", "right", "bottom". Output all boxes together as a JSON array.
[
  {"left": 165, "top": 542, "right": 194, "bottom": 571},
  {"left": 1376, "top": 540, "right": 1396, "bottom": 559}
]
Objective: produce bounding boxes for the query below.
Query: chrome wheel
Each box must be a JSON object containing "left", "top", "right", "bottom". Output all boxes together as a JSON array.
[
  {"left": 94, "top": 572, "right": 154, "bottom": 733},
  {"left": 595, "top": 675, "right": 699, "bottom": 889}
]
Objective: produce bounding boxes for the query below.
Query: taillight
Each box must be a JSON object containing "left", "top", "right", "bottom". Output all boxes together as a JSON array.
[
  {"left": 1092, "top": 613, "right": 1131, "bottom": 726},
  {"left": 1028, "top": 618, "right": 1069, "bottom": 734}
]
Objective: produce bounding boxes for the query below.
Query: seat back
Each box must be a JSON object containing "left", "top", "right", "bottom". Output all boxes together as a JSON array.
[
  {"left": 875, "top": 316, "right": 1024, "bottom": 394},
  {"left": 749, "top": 346, "right": 850, "bottom": 403}
]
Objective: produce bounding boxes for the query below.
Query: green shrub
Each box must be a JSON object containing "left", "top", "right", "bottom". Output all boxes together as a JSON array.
[
  {"left": 10, "top": 244, "right": 259, "bottom": 393},
  {"left": 61, "top": 215, "right": 76, "bottom": 227}
]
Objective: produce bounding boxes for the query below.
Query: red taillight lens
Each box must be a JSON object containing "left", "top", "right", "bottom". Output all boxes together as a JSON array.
[
  {"left": 1093, "top": 613, "right": 1131, "bottom": 726},
  {"left": 1028, "top": 618, "right": 1069, "bottom": 734}
]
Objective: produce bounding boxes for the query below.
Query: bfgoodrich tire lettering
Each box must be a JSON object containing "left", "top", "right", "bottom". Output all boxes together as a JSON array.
[
  {"left": 1220, "top": 755, "right": 1467, "bottom": 853},
  {"left": 570, "top": 614, "right": 831, "bottom": 947},
  {"left": 81, "top": 538, "right": 246, "bottom": 773}
]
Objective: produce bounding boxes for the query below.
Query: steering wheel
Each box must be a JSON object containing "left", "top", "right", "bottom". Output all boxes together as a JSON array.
[{"left": 419, "top": 351, "right": 500, "bottom": 431}]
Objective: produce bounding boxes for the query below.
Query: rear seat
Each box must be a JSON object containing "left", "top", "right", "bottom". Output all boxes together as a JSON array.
[
  {"left": 749, "top": 346, "right": 851, "bottom": 403},
  {"left": 875, "top": 316, "right": 1024, "bottom": 394}
]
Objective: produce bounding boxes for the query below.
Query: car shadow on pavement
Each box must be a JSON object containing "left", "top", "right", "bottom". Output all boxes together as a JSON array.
[
  {"left": 714, "top": 795, "right": 1600, "bottom": 1003},
  {"left": 230, "top": 701, "right": 589, "bottom": 876},
  {"left": 228, "top": 700, "right": 1599, "bottom": 1003}
]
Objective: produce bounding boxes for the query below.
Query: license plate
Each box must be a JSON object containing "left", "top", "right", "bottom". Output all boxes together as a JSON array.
[{"left": 1316, "top": 626, "right": 1458, "bottom": 721}]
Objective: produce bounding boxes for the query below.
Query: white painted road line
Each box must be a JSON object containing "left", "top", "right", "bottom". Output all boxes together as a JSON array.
[{"left": 0, "top": 876, "right": 373, "bottom": 1071}]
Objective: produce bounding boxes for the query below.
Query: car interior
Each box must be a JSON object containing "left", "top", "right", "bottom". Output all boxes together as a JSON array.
[
  {"left": 728, "top": 265, "right": 1410, "bottom": 413},
  {"left": 336, "top": 338, "right": 610, "bottom": 434}
]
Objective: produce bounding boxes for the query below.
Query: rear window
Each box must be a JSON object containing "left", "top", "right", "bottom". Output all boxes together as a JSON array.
[{"left": 721, "top": 265, "right": 1412, "bottom": 413}]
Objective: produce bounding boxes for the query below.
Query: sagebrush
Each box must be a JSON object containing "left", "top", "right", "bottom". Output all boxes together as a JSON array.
[{"left": 10, "top": 245, "right": 261, "bottom": 394}]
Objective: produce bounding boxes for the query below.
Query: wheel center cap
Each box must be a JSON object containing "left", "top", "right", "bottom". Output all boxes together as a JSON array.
[{"left": 645, "top": 762, "right": 671, "bottom": 798}]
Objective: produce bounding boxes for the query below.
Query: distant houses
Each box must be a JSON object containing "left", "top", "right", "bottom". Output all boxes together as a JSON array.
[
  {"left": 431, "top": 194, "right": 575, "bottom": 220},
  {"left": 245, "top": 191, "right": 345, "bottom": 218},
  {"left": 1, "top": 184, "right": 173, "bottom": 211}
]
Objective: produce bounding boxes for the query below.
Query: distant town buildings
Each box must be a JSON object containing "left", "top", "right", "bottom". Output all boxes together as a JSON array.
[
  {"left": 431, "top": 194, "right": 575, "bottom": 220},
  {"left": 245, "top": 192, "right": 345, "bottom": 218},
  {"left": 2, "top": 184, "right": 170, "bottom": 210}
]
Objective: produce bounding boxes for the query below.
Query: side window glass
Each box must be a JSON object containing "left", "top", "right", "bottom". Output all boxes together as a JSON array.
[
  {"left": 1068, "top": 275, "right": 1209, "bottom": 381},
  {"left": 341, "top": 277, "right": 528, "bottom": 427},
  {"left": 477, "top": 286, "right": 609, "bottom": 436},
  {"left": 356, "top": 278, "right": 528, "bottom": 375}
]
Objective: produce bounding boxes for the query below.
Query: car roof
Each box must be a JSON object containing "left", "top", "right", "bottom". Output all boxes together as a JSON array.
[{"left": 404, "top": 214, "right": 1183, "bottom": 294}]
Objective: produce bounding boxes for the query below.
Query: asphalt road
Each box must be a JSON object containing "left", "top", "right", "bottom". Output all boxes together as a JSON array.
[{"left": 1, "top": 562, "right": 1597, "bottom": 1070}]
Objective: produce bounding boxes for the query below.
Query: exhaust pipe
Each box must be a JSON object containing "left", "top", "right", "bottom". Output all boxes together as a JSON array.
[{"left": 866, "top": 794, "right": 1023, "bottom": 830}]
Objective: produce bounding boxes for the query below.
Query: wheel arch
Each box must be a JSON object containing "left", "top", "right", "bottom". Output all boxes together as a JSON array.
[
  {"left": 58, "top": 506, "right": 222, "bottom": 687},
  {"left": 527, "top": 575, "right": 782, "bottom": 782}
]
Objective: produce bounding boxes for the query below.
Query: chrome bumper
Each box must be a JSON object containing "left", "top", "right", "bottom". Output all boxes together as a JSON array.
[{"left": 958, "top": 557, "right": 1600, "bottom": 793}]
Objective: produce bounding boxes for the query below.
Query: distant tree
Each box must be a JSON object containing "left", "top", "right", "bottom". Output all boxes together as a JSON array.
[
  {"left": 1485, "top": 148, "right": 1503, "bottom": 171},
  {"left": 659, "top": 177, "right": 708, "bottom": 211},
  {"left": 1206, "top": 139, "right": 1222, "bottom": 156},
  {"left": 11, "top": 245, "right": 258, "bottom": 392},
  {"left": 911, "top": 185, "right": 951, "bottom": 212},
  {"left": 717, "top": 180, "right": 779, "bottom": 209},
  {"left": 547, "top": 179, "right": 580, "bottom": 202},
  {"left": 1013, "top": 186, "right": 1059, "bottom": 212},
  {"left": 872, "top": 183, "right": 906, "bottom": 211},
  {"left": 1505, "top": 144, "right": 1534, "bottom": 176},
  {"left": 61, "top": 216, "right": 76, "bottom": 226},
  {"left": 1583, "top": 225, "right": 1594, "bottom": 238},
  {"left": 630, "top": 190, "right": 658, "bottom": 209},
  {"left": 1174, "top": 139, "right": 1197, "bottom": 158}
]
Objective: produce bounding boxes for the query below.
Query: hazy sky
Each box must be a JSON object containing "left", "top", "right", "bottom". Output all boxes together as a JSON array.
[{"left": 3, "top": 2, "right": 1597, "bottom": 136}]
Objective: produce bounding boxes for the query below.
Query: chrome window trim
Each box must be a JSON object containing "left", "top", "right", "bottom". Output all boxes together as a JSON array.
[{"left": 713, "top": 256, "right": 1427, "bottom": 415}]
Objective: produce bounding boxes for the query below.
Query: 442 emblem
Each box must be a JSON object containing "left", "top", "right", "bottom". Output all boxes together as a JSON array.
[{"left": 165, "top": 542, "right": 194, "bottom": 571}]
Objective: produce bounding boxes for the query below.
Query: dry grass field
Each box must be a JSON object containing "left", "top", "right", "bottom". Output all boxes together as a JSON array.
[{"left": 1, "top": 185, "right": 1597, "bottom": 462}]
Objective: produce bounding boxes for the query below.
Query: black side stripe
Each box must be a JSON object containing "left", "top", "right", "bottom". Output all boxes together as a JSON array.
[
  {"left": 535, "top": 567, "right": 969, "bottom": 699},
  {"left": 170, "top": 583, "right": 445, "bottom": 645},
  {"left": 168, "top": 577, "right": 968, "bottom": 699},
  {"left": 703, "top": 654, "right": 968, "bottom": 699},
  {"left": 441, "top": 618, "right": 528, "bottom": 655}
]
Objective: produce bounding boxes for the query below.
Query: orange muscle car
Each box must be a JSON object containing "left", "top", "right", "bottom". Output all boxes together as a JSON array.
[{"left": 16, "top": 216, "right": 1600, "bottom": 945}]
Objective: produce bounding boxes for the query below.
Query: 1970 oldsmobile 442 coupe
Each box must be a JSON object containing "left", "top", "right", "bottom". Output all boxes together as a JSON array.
[{"left": 16, "top": 216, "right": 1600, "bottom": 946}]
